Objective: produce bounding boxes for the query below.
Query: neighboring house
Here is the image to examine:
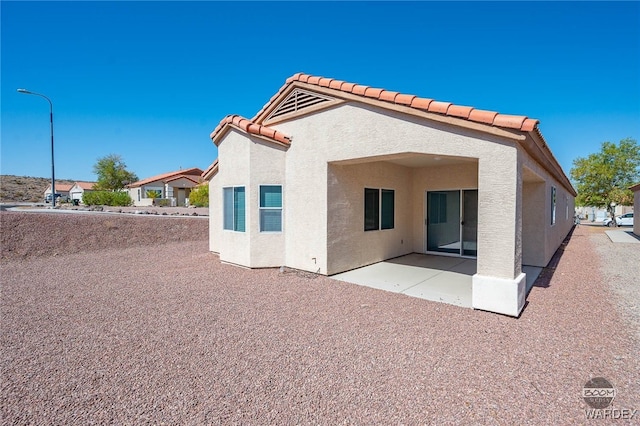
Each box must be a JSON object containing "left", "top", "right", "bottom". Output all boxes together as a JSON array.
[
  {"left": 69, "top": 181, "right": 96, "bottom": 203},
  {"left": 575, "top": 205, "right": 633, "bottom": 223},
  {"left": 631, "top": 182, "right": 640, "bottom": 236},
  {"left": 205, "top": 73, "right": 576, "bottom": 317},
  {"left": 126, "top": 168, "right": 204, "bottom": 207},
  {"left": 44, "top": 183, "right": 73, "bottom": 201}
]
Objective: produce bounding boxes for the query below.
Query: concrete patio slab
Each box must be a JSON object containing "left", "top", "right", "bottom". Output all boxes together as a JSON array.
[
  {"left": 402, "top": 270, "right": 472, "bottom": 307},
  {"left": 332, "top": 253, "right": 544, "bottom": 309},
  {"left": 332, "top": 254, "right": 475, "bottom": 308},
  {"left": 605, "top": 229, "right": 640, "bottom": 244}
]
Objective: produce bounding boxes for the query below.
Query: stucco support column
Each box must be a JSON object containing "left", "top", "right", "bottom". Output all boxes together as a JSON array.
[{"left": 472, "top": 148, "right": 525, "bottom": 316}]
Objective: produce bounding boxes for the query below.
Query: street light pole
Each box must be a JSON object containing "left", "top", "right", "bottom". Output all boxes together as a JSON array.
[{"left": 17, "top": 89, "right": 56, "bottom": 207}]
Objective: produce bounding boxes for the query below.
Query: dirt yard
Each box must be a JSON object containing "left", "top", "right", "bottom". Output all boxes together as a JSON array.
[{"left": 1, "top": 212, "right": 638, "bottom": 424}]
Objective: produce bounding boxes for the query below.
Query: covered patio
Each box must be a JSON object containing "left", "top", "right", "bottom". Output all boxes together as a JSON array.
[{"left": 332, "top": 253, "right": 542, "bottom": 309}]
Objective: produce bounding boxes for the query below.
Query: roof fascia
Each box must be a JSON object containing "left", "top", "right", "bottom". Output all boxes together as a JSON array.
[
  {"left": 202, "top": 161, "right": 219, "bottom": 181},
  {"left": 212, "top": 124, "right": 291, "bottom": 148},
  {"left": 523, "top": 130, "right": 577, "bottom": 196}
]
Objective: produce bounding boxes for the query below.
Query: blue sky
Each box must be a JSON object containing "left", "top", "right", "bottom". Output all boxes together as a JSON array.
[{"left": 2, "top": 1, "right": 639, "bottom": 182}]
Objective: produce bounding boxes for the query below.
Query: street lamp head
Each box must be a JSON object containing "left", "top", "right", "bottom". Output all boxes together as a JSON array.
[{"left": 17, "top": 88, "right": 31, "bottom": 94}]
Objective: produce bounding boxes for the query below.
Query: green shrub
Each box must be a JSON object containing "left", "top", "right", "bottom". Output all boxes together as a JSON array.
[
  {"left": 189, "top": 184, "right": 209, "bottom": 207},
  {"left": 83, "top": 190, "right": 132, "bottom": 206}
]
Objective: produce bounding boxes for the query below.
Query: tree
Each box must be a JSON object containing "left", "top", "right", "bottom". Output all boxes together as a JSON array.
[
  {"left": 146, "top": 190, "right": 161, "bottom": 199},
  {"left": 570, "top": 138, "right": 640, "bottom": 223},
  {"left": 189, "top": 184, "right": 209, "bottom": 207},
  {"left": 92, "top": 154, "right": 138, "bottom": 191}
]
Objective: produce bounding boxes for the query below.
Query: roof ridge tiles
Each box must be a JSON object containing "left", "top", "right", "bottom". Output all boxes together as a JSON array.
[
  {"left": 210, "top": 114, "right": 291, "bottom": 146},
  {"left": 286, "top": 72, "right": 538, "bottom": 132}
]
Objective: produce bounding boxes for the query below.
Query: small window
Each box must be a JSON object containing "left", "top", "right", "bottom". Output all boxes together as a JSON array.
[
  {"left": 364, "top": 188, "right": 380, "bottom": 231},
  {"left": 260, "top": 185, "right": 282, "bottom": 232},
  {"left": 551, "top": 186, "right": 557, "bottom": 226},
  {"left": 381, "top": 189, "right": 394, "bottom": 230},
  {"left": 364, "top": 188, "right": 394, "bottom": 231},
  {"left": 223, "top": 187, "right": 245, "bottom": 232}
]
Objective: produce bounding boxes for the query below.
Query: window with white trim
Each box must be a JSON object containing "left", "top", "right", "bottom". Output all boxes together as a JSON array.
[
  {"left": 364, "top": 188, "right": 394, "bottom": 231},
  {"left": 259, "top": 185, "right": 282, "bottom": 232},
  {"left": 223, "top": 187, "right": 245, "bottom": 232}
]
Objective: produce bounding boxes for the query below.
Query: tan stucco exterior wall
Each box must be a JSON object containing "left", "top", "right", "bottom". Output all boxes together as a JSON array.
[
  {"left": 209, "top": 130, "right": 286, "bottom": 267},
  {"left": 327, "top": 161, "right": 413, "bottom": 275},
  {"left": 276, "top": 103, "right": 523, "bottom": 280},
  {"left": 519, "top": 145, "right": 575, "bottom": 267},
  {"left": 248, "top": 139, "right": 286, "bottom": 267},
  {"left": 209, "top": 130, "right": 251, "bottom": 266}
]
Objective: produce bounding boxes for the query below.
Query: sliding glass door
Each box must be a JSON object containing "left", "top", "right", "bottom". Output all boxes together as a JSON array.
[
  {"left": 426, "top": 189, "right": 477, "bottom": 257},
  {"left": 461, "top": 190, "right": 478, "bottom": 256}
]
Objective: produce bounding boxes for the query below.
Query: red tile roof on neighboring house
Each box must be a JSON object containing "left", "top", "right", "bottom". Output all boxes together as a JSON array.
[
  {"left": 164, "top": 174, "right": 202, "bottom": 185},
  {"left": 73, "top": 181, "right": 96, "bottom": 190},
  {"left": 127, "top": 167, "right": 204, "bottom": 188},
  {"left": 210, "top": 114, "right": 292, "bottom": 146},
  {"left": 252, "top": 72, "right": 539, "bottom": 132},
  {"left": 46, "top": 183, "right": 73, "bottom": 192}
]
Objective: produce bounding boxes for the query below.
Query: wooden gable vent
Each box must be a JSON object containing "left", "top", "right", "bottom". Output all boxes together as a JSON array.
[{"left": 267, "top": 89, "right": 334, "bottom": 120}]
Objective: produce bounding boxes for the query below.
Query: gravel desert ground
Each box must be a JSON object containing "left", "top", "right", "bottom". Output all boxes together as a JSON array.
[{"left": 1, "top": 212, "right": 638, "bottom": 424}]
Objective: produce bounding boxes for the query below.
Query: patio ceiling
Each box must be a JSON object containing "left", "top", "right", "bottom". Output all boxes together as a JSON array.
[{"left": 330, "top": 153, "right": 478, "bottom": 168}]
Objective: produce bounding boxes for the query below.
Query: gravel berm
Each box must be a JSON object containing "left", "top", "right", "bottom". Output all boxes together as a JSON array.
[{"left": 1, "top": 212, "right": 638, "bottom": 424}]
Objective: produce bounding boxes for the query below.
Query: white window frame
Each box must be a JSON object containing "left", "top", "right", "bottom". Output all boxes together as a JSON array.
[
  {"left": 223, "top": 186, "right": 246, "bottom": 232},
  {"left": 259, "top": 185, "right": 283, "bottom": 233}
]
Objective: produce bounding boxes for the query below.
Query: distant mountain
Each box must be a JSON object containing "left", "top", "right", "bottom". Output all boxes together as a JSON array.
[{"left": 0, "top": 175, "right": 76, "bottom": 202}]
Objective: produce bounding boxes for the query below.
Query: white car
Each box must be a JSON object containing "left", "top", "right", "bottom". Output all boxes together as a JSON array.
[{"left": 603, "top": 213, "right": 634, "bottom": 227}]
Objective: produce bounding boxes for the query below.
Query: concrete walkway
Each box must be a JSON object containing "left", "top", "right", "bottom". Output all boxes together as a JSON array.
[
  {"left": 605, "top": 229, "right": 640, "bottom": 244},
  {"left": 331, "top": 253, "right": 542, "bottom": 308}
]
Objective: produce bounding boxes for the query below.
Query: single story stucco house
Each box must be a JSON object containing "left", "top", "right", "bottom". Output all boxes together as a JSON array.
[
  {"left": 126, "top": 168, "right": 204, "bottom": 207},
  {"left": 44, "top": 183, "right": 72, "bottom": 201},
  {"left": 69, "top": 181, "right": 96, "bottom": 202},
  {"left": 204, "top": 73, "right": 577, "bottom": 317},
  {"left": 631, "top": 182, "right": 640, "bottom": 236}
]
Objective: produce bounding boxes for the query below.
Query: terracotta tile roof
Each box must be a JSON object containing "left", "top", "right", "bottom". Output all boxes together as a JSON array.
[
  {"left": 46, "top": 183, "right": 73, "bottom": 192},
  {"left": 630, "top": 182, "right": 640, "bottom": 191},
  {"left": 209, "top": 73, "right": 573, "bottom": 195},
  {"left": 127, "top": 167, "right": 204, "bottom": 188},
  {"left": 253, "top": 72, "right": 539, "bottom": 132},
  {"left": 210, "top": 114, "right": 291, "bottom": 146},
  {"left": 73, "top": 181, "right": 96, "bottom": 190},
  {"left": 201, "top": 159, "right": 218, "bottom": 180},
  {"left": 164, "top": 174, "right": 203, "bottom": 185}
]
